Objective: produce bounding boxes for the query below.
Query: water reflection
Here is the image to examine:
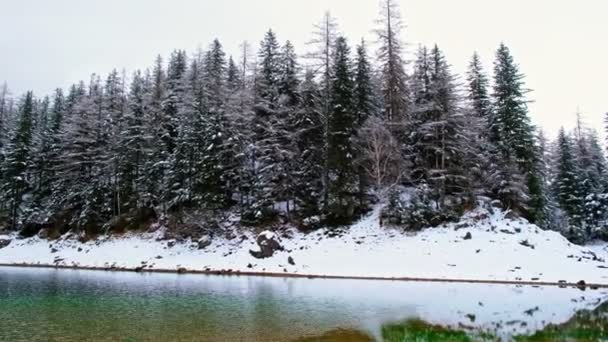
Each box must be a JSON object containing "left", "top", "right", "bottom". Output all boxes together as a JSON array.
[{"left": 0, "top": 267, "right": 606, "bottom": 341}]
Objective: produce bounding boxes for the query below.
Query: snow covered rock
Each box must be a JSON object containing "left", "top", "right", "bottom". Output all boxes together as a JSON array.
[
  {"left": 250, "top": 231, "right": 283, "bottom": 259},
  {"left": 198, "top": 236, "right": 212, "bottom": 250},
  {"left": 0, "top": 239, "right": 10, "bottom": 249}
]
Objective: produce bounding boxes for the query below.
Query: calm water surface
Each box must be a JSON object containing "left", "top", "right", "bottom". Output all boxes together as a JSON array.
[{"left": 1, "top": 267, "right": 607, "bottom": 341}]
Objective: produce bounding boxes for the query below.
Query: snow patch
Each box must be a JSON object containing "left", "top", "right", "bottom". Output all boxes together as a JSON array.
[{"left": 1, "top": 205, "right": 608, "bottom": 284}]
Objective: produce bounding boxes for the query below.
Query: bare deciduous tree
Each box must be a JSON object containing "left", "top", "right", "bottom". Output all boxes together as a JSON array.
[{"left": 356, "top": 116, "right": 406, "bottom": 195}]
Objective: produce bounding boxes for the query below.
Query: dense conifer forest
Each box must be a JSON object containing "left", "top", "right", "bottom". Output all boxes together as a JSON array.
[{"left": 0, "top": 0, "right": 606, "bottom": 243}]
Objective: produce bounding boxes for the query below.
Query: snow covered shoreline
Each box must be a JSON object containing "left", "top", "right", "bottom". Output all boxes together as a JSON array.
[{"left": 2, "top": 206, "right": 608, "bottom": 285}]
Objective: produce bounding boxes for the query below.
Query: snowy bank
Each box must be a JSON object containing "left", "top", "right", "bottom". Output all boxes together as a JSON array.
[{"left": 1, "top": 205, "right": 608, "bottom": 285}]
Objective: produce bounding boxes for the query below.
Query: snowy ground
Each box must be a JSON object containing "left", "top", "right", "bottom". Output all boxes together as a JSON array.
[{"left": 1, "top": 205, "right": 608, "bottom": 284}]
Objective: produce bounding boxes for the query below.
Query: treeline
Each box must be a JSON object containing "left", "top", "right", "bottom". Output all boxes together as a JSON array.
[{"left": 0, "top": 0, "right": 606, "bottom": 241}]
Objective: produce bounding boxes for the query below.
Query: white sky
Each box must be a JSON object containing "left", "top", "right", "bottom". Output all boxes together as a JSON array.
[{"left": 1, "top": 0, "right": 606, "bottom": 139}]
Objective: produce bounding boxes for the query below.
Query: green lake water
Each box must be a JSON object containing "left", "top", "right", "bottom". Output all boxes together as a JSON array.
[{"left": 1, "top": 267, "right": 608, "bottom": 341}]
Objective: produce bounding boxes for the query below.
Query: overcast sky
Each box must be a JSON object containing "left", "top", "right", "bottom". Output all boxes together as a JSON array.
[{"left": 1, "top": 0, "right": 606, "bottom": 138}]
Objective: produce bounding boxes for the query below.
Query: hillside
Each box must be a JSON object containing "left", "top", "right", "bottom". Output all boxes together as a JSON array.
[{"left": 1, "top": 205, "right": 607, "bottom": 284}]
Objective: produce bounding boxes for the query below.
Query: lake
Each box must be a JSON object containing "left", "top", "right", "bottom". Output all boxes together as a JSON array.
[{"left": 1, "top": 267, "right": 607, "bottom": 341}]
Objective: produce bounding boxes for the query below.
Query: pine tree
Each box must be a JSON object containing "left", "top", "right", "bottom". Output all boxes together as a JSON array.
[
  {"left": 120, "top": 70, "right": 148, "bottom": 211},
  {"left": 245, "top": 29, "right": 284, "bottom": 222},
  {"left": 354, "top": 39, "right": 376, "bottom": 126},
  {"left": 491, "top": 43, "right": 545, "bottom": 223},
  {"left": 466, "top": 52, "right": 492, "bottom": 121},
  {"left": 163, "top": 50, "right": 188, "bottom": 210},
  {"left": 327, "top": 37, "right": 358, "bottom": 223},
  {"left": 293, "top": 70, "right": 324, "bottom": 218},
  {"left": 409, "top": 45, "right": 471, "bottom": 207},
  {"left": 255, "top": 30, "right": 281, "bottom": 114},
  {"left": 353, "top": 39, "right": 377, "bottom": 207},
  {"left": 104, "top": 69, "right": 127, "bottom": 216},
  {"left": 200, "top": 39, "right": 233, "bottom": 208},
  {"left": 30, "top": 93, "right": 55, "bottom": 215},
  {"left": 275, "top": 40, "right": 301, "bottom": 216},
  {"left": 465, "top": 52, "right": 494, "bottom": 196},
  {"left": 554, "top": 128, "right": 585, "bottom": 236},
  {"left": 62, "top": 76, "right": 113, "bottom": 234},
  {"left": 2, "top": 92, "right": 35, "bottom": 229},
  {"left": 143, "top": 55, "right": 167, "bottom": 208}
]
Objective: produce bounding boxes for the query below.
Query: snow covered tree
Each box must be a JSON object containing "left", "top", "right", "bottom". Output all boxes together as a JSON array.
[
  {"left": 307, "top": 11, "right": 339, "bottom": 213},
  {"left": 103, "top": 69, "right": 127, "bottom": 216},
  {"left": 142, "top": 55, "right": 167, "bottom": 208},
  {"left": 274, "top": 40, "right": 301, "bottom": 216},
  {"left": 292, "top": 70, "right": 324, "bottom": 219},
  {"left": 0, "top": 83, "right": 14, "bottom": 206},
  {"left": 554, "top": 128, "right": 585, "bottom": 235},
  {"left": 465, "top": 52, "right": 495, "bottom": 196},
  {"left": 409, "top": 45, "right": 471, "bottom": 208},
  {"left": 327, "top": 37, "right": 359, "bottom": 224},
  {"left": 62, "top": 76, "right": 113, "bottom": 234},
  {"left": 245, "top": 29, "right": 286, "bottom": 223},
  {"left": 374, "top": 0, "right": 409, "bottom": 125},
  {"left": 163, "top": 50, "right": 189, "bottom": 210},
  {"left": 356, "top": 115, "right": 404, "bottom": 192},
  {"left": 491, "top": 43, "right": 545, "bottom": 224},
  {"left": 353, "top": 39, "right": 378, "bottom": 206},
  {"left": 199, "top": 39, "right": 234, "bottom": 208},
  {"left": 2, "top": 92, "right": 35, "bottom": 229},
  {"left": 466, "top": 52, "right": 492, "bottom": 122},
  {"left": 120, "top": 70, "right": 149, "bottom": 211},
  {"left": 354, "top": 40, "right": 377, "bottom": 125},
  {"left": 571, "top": 114, "right": 608, "bottom": 228}
]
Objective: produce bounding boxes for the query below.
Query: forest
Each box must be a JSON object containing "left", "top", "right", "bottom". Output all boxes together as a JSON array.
[{"left": 0, "top": 0, "right": 606, "bottom": 244}]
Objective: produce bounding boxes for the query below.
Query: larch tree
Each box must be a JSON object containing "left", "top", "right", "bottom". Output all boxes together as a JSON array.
[{"left": 307, "top": 11, "right": 339, "bottom": 214}]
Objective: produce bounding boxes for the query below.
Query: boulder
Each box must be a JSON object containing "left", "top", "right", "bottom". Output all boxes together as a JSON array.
[
  {"left": 198, "top": 235, "right": 212, "bottom": 250},
  {"left": 463, "top": 232, "right": 472, "bottom": 240},
  {"left": 249, "top": 231, "right": 283, "bottom": 259},
  {"left": 288, "top": 256, "right": 295, "bottom": 265},
  {"left": 37, "top": 229, "right": 49, "bottom": 239},
  {"left": 20, "top": 222, "right": 47, "bottom": 238},
  {"left": 107, "top": 207, "right": 158, "bottom": 233},
  {"left": 0, "top": 239, "right": 11, "bottom": 249}
]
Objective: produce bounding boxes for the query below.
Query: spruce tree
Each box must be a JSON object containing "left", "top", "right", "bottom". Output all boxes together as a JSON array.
[
  {"left": 246, "top": 29, "right": 284, "bottom": 222},
  {"left": 409, "top": 45, "right": 470, "bottom": 207},
  {"left": 3, "top": 92, "right": 35, "bottom": 229},
  {"left": 327, "top": 37, "right": 358, "bottom": 223},
  {"left": 465, "top": 52, "right": 494, "bottom": 196},
  {"left": 554, "top": 128, "right": 585, "bottom": 235},
  {"left": 293, "top": 70, "right": 324, "bottom": 218},
  {"left": 276, "top": 40, "right": 300, "bottom": 216},
  {"left": 164, "top": 50, "right": 188, "bottom": 210},
  {"left": 466, "top": 52, "right": 492, "bottom": 121},
  {"left": 491, "top": 43, "right": 545, "bottom": 224},
  {"left": 201, "top": 39, "right": 233, "bottom": 208},
  {"left": 353, "top": 39, "right": 376, "bottom": 207},
  {"left": 143, "top": 55, "right": 167, "bottom": 208},
  {"left": 120, "top": 70, "right": 148, "bottom": 211}
]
